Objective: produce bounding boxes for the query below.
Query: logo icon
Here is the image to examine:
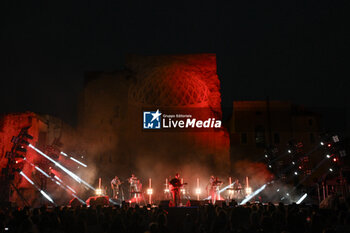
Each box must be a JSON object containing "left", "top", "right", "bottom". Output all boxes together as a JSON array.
[{"left": 143, "top": 109, "right": 162, "bottom": 129}]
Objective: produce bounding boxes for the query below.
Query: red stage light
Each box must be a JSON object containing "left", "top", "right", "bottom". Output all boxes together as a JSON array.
[
  {"left": 333, "top": 158, "right": 338, "bottom": 162},
  {"left": 327, "top": 144, "right": 331, "bottom": 147}
]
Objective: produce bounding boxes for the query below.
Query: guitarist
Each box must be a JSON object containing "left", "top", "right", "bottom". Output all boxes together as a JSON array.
[
  {"left": 169, "top": 173, "right": 182, "bottom": 207},
  {"left": 111, "top": 176, "right": 122, "bottom": 199}
]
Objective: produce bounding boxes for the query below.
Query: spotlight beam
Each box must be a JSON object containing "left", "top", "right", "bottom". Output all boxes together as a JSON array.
[
  {"left": 240, "top": 184, "right": 267, "bottom": 205},
  {"left": 52, "top": 175, "right": 76, "bottom": 193},
  {"left": 70, "top": 157, "right": 87, "bottom": 167},
  {"left": 296, "top": 193, "right": 308, "bottom": 204},
  {"left": 204, "top": 182, "right": 235, "bottom": 200},
  {"left": 20, "top": 171, "right": 55, "bottom": 205},
  {"left": 219, "top": 182, "right": 235, "bottom": 194},
  {"left": 40, "top": 190, "right": 55, "bottom": 203},
  {"left": 20, "top": 171, "right": 34, "bottom": 185},
  {"left": 60, "top": 151, "right": 87, "bottom": 167},
  {"left": 29, "top": 144, "right": 95, "bottom": 190},
  {"left": 26, "top": 161, "right": 85, "bottom": 203}
]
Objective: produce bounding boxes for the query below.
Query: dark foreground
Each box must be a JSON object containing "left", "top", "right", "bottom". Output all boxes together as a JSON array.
[{"left": 1, "top": 201, "right": 350, "bottom": 233}]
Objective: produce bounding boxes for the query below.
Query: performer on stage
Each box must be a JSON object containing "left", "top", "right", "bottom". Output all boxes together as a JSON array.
[
  {"left": 111, "top": 176, "right": 121, "bottom": 199},
  {"left": 129, "top": 174, "right": 139, "bottom": 198},
  {"left": 233, "top": 178, "right": 243, "bottom": 198},
  {"left": 169, "top": 173, "right": 182, "bottom": 207},
  {"left": 206, "top": 175, "right": 215, "bottom": 202},
  {"left": 207, "top": 176, "right": 222, "bottom": 204}
]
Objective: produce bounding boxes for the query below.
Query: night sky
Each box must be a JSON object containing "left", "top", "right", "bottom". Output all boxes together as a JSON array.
[{"left": 1, "top": 1, "right": 349, "bottom": 131}]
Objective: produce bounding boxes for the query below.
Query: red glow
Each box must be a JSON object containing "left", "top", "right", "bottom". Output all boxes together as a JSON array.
[
  {"left": 15, "top": 158, "right": 24, "bottom": 164},
  {"left": 327, "top": 144, "right": 332, "bottom": 147},
  {"left": 333, "top": 158, "right": 338, "bottom": 162}
]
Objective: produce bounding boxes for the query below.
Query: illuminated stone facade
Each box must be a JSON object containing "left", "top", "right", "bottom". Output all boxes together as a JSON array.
[
  {"left": 78, "top": 54, "right": 230, "bottom": 182},
  {"left": 0, "top": 113, "right": 78, "bottom": 206}
]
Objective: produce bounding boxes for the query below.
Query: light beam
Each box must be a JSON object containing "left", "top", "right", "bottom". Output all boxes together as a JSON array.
[
  {"left": 240, "top": 184, "right": 267, "bottom": 205},
  {"left": 26, "top": 161, "right": 84, "bottom": 203},
  {"left": 70, "top": 157, "right": 87, "bottom": 167},
  {"left": 204, "top": 182, "right": 235, "bottom": 200},
  {"left": 29, "top": 144, "right": 95, "bottom": 190},
  {"left": 296, "top": 193, "right": 308, "bottom": 204},
  {"left": 20, "top": 171, "right": 55, "bottom": 204}
]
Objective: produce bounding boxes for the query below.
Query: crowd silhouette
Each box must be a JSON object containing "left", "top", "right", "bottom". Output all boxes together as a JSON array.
[{"left": 1, "top": 199, "right": 350, "bottom": 233}]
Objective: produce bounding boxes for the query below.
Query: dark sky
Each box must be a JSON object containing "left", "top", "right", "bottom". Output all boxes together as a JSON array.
[{"left": 1, "top": 1, "right": 349, "bottom": 131}]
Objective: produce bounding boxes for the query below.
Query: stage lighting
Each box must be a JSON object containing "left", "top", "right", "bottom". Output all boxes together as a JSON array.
[
  {"left": 60, "top": 152, "right": 68, "bottom": 157},
  {"left": 95, "top": 188, "right": 103, "bottom": 196},
  {"left": 181, "top": 188, "right": 186, "bottom": 195},
  {"left": 292, "top": 161, "right": 295, "bottom": 165},
  {"left": 19, "top": 171, "right": 34, "bottom": 185},
  {"left": 294, "top": 172, "right": 298, "bottom": 175},
  {"left": 240, "top": 184, "right": 266, "bottom": 205},
  {"left": 296, "top": 193, "right": 307, "bottom": 204},
  {"left": 329, "top": 168, "right": 333, "bottom": 172},
  {"left": 29, "top": 144, "right": 95, "bottom": 190},
  {"left": 326, "top": 154, "right": 331, "bottom": 158},
  {"left": 265, "top": 154, "right": 268, "bottom": 158},
  {"left": 204, "top": 182, "right": 236, "bottom": 200},
  {"left": 35, "top": 166, "right": 50, "bottom": 178},
  {"left": 15, "top": 145, "right": 27, "bottom": 153},
  {"left": 268, "top": 165, "right": 272, "bottom": 168},
  {"left": 54, "top": 175, "right": 62, "bottom": 182},
  {"left": 164, "top": 188, "right": 169, "bottom": 193},
  {"left": 332, "top": 135, "right": 339, "bottom": 143},
  {"left": 66, "top": 185, "right": 76, "bottom": 193},
  {"left": 333, "top": 157, "right": 338, "bottom": 162},
  {"left": 277, "top": 189, "right": 280, "bottom": 192},
  {"left": 245, "top": 187, "right": 252, "bottom": 196},
  {"left": 70, "top": 157, "right": 87, "bottom": 167},
  {"left": 14, "top": 154, "right": 25, "bottom": 159},
  {"left": 23, "top": 133, "right": 33, "bottom": 140},
  {"left": 320, "top": 142, "right": 324, "bottom": 146},
  {"left": 195, "top": 188, "right": 201, "bottom": 195},
  {"left": 61, "top": 151, "right": 88, "bottom": 167},
  {"left": 40, "top": 190, "right": 55, "bottom": 204},
  {"left": 11, "top": 136, "right": 20, "bottom": 144},
  {"left": 288, "top": 150, "right": 291, "bottom": 153},
  {"left": 147, "top": 188, "right": 153, "bottom": 195}
]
